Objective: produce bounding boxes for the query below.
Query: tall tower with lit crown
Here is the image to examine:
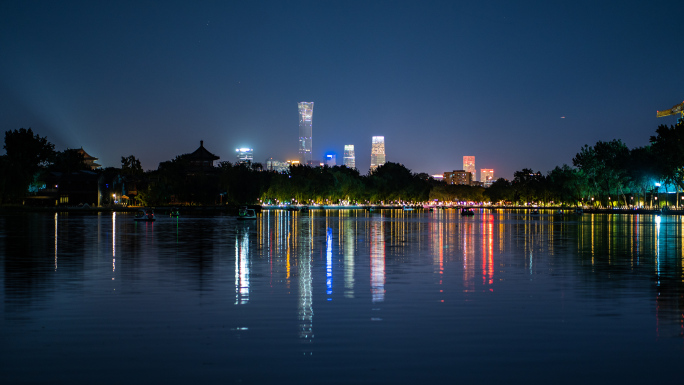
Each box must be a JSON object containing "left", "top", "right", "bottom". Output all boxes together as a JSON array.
[
  {"left": 298, "top": 102, "right": 314, "bottom": 164},
  {"left": 370, "top": 136, "right": 385, "bottom": 172}
]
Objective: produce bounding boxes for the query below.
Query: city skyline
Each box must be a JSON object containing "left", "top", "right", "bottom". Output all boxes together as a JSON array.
[{"left": 1, "top": 1, "right": 682, "bottom": 179}]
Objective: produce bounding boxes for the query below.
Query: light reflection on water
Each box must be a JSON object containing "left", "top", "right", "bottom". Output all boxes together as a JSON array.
[{"left": 1, "top": 209, "right": 684, "bottom": 383}]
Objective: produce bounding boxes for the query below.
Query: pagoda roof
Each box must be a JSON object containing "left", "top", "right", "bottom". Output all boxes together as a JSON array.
[
  {"left": 76, "top": 147, "right": 98, "bottom": 161},
  {"left": 188, "top": 140, "right": 220, "bottom": 161}
]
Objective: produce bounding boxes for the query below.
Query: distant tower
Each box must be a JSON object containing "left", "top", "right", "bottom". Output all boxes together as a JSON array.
[
  {"left": 343, "top": 145, "right": 356, "bottom": 168},
  {"left": 326, "top": 153, "right": 336, "bottom": 167},
  {"left": 370, "top": 136, "right": 386, "bottom": 172},
  {"left": 481, "top": 169, "right": 494, "bottom": 187},
  {"left": 236, "top": 148, "right": 253, "bottom": 164},
  {"left": 463, "top": 156, "right": 475, "bottom": 180},
  {"left": 298, "top": 102, "right": 314, "bottom": 164}
]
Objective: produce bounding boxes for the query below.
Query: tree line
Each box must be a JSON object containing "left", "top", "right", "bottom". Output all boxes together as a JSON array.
[{"left": 2, "top": 122, "right": 683, "bottom": 207}]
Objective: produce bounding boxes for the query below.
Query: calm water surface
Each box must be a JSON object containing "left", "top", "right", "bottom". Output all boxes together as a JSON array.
[{"left": 1, "top": 209, "right": 683, "bottom": 384}]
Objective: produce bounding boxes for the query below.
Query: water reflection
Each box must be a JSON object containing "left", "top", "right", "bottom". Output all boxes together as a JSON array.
[
  {"left": 370, "top": 219, "right": 385, "bottom": 303},
  {"left": 3, "top": 209, "right": 684, "bottom": 383},
  {"left": 235, "top": 225, "right": 250, "bottom": 305}
]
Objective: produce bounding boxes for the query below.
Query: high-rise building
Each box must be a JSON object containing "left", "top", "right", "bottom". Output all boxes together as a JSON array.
[
  {"left": 265, "top": 158, "right": 290, "bottom": 173},
  {"left": 370, "top": 136, "right": 385, "bottom": 172},
  {"left": 481, "top": 169, "right": 494, "bottom": 187},
  {"left": 463, "top": 156, "right": 475, "bottom": 180},
  {"left": 444, "top": 170, "right": 472, "bottom": 185},
  {"left": 326, "top": 153, "right": 336, "bottom": 167},
  {"left": 343, "top": 145, "right": 355, "bottom": 169},
  {"left": 298, "top": 102, "right": 314, "bottom": 164},
  {"left": 236, "top": 148, "right": 253, "bottom": 164}
]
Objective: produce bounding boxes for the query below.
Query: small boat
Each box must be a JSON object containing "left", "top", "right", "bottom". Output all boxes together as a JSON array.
[
  {"left": 553, "top": 210, "right": 564, "bottom": 217},
  {"left": 531, "top": 209, "right": 540, "bottom": 215},
  {"left": 134, "top": 209, "right": 155, "bottom": 221},
  {"left": 460, "top": 207, "right": 475, "bottom": 216},
  {"left": 169, "top": 208, "right": 180, "bottom": 217},
  {"left": 300, "top": 206, "right": 310, "bottom": 214},
  {"left": 402, "top": 206, "right": 414, "bottom": 211},
  {"left": 237, "top": 206, "right": 257, "bottom": 220},
  {"left": 574, "top": 208, "right": 583, "bottom": 215}
]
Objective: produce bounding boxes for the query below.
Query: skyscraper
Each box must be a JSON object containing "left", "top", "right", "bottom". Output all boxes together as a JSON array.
[
  {"left": 326, "top": 153, "right": 336, "bottom": 167},
  {"left": 236, "top": 148, "right": 253, "bottom": 164},
  {"left": 481, "top": 169, "right": 494, "bottom": 187},
  {"left": 343, "top": 144, "right": 355, "bottom": 168},
  {"left": 298, "top": 102, "right": 314, "bottom": 164},
  {"left": 370, "top": 136, "right": 386, "bottom": 172},
  {"left": 463, "top": 156, "right": 475, "bottom": 180}
]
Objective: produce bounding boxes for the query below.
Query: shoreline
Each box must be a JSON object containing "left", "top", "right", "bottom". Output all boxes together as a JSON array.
[{"left": 0, "top": 204, "right": 678, "bottom": 215}]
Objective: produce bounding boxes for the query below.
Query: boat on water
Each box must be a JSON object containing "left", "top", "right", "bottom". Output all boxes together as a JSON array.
[
  {"left": 169, "top": 208, "right": 180, "bottom": 217},
  {"left": 402, "top": 206, "right": 414, "bottom": 211},
  {"left": 300, "top": 206, "right": 310, "bottom": 214},
  {"left": 134, "top": 209, "right": 155, "bottom": 221},
  {"left": 531, "top": 209, "right": 540, "bottom": 215},
  {"left": 460, "top": 207, "right": 475, "bottom": 216},
  {"left": 574, "top": 208, "right": 584, "bottom": 215},
  {"left": 237, "top": 206, "right": 257, "bottom": 220}
]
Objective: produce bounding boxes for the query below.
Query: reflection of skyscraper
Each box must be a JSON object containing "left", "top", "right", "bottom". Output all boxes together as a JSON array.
[
  {"left": 463, "top": 156, "right": 475, "bottom": 180},
  {"left": 370, "top": 136, "right": 385, "bottom": 172},
  {"left": 343, "top": 145, "right": 355, "bottom": 169},
  {"left": 235, "top": 228, "right": 250, "bottom": 305},
  {"left": 298, "top": 102, "right": 314, "bottom": 164},
  {"left": 370, "top": 220, "right": 385, "bottom": 302}
]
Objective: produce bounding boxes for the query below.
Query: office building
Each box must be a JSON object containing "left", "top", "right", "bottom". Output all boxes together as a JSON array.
[
  {"left": 444, "top": 170, "right": 472, "bottom": 185},
  {"left": 370, "top": 136, "right": 386, "bottom": 172},
  {"left": 343, "top": 145, "right": 355, "bottom": 169},
  {"left": 236, "top": 148, "right": 253, "bottom": 164},
  {"left": 298, "top": 102, "right": 314, "bottom": 165},
  {"left": 265, "top": 158, "right": 290, "bottom": 173},
  {"left": 326, "top": 153, "right": 336, "bottom": 167},
  {"left": 463, "top": 156, "right": 475, "bottom": 180},
  {"left": 481, "top": 169, "right": 494, "bottom": 187}
]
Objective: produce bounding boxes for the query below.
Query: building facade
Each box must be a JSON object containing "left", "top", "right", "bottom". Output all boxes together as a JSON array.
[
  {"left": 481, "top": 169, "right": 494, "bottom": 187},
  {"left": 298, "top": 102, "right": 314, "bottom": 165},
  {"left": 265, "top": 158, "right": 290, "bottom": 173},
  {"left": 444, "top": 170, "right": 472, "bottom": 185},
  {"left": 236, "top": 148, "right": 253, "bottom": 164},
  {"left": 463, "top": 156, "right": 475, "bottom": 180},
  {"left": 343, "top": 144, "right": 355, "bottom": 168},
  {"left": 326, "top": 153, "right": 336, "bottom": 167},
  {"left": 370, "top": 136, "right": 386, "bottom": 172}
]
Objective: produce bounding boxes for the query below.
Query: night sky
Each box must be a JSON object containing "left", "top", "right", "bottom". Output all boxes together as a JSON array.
[{"left": 1, "top": 0, "right": 682, "bottom": 179}]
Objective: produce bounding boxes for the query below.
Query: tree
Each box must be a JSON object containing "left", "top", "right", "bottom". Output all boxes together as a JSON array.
[
  {"left": 1, "top": 128, "right": 55, "bottom": 202},
  {"left": 121, "top": 155, "right": 143, "bottom": 176},
  {"left": 50, "top": 149, "right": 89, "bottom": 173},
  {"left": 573, "top": 139, "right": 629, "bottom": 206},
  {"left": 650, "top": 122, "right": 684, "bottom": 192}
]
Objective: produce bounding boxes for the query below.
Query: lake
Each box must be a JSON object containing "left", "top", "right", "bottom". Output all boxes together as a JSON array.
[{"left": 1, "top": 209, "right": 683, "bottom": 384}]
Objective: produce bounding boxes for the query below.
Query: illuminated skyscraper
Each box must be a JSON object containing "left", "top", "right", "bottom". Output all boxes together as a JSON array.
[
  {"left": 370, "top": 136, "right": 385, "bottom": 172},
  {"left": 298, "top": 102, "right": 314, "bottom": 164},
  {"left": 326, "top": 153, "right": 336, "bottom": 167},
  {"left": 481, "top": 169, "right": 494, "bottom": 187},
  {"left": 343, "top": 145, "right": 355, "bottom": 168},
  {"left": 463, "top": 156, "right": 475, "bottom": 180},
  {"left": 236, "top": 148, "right": 253, "bottom": 164}
]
